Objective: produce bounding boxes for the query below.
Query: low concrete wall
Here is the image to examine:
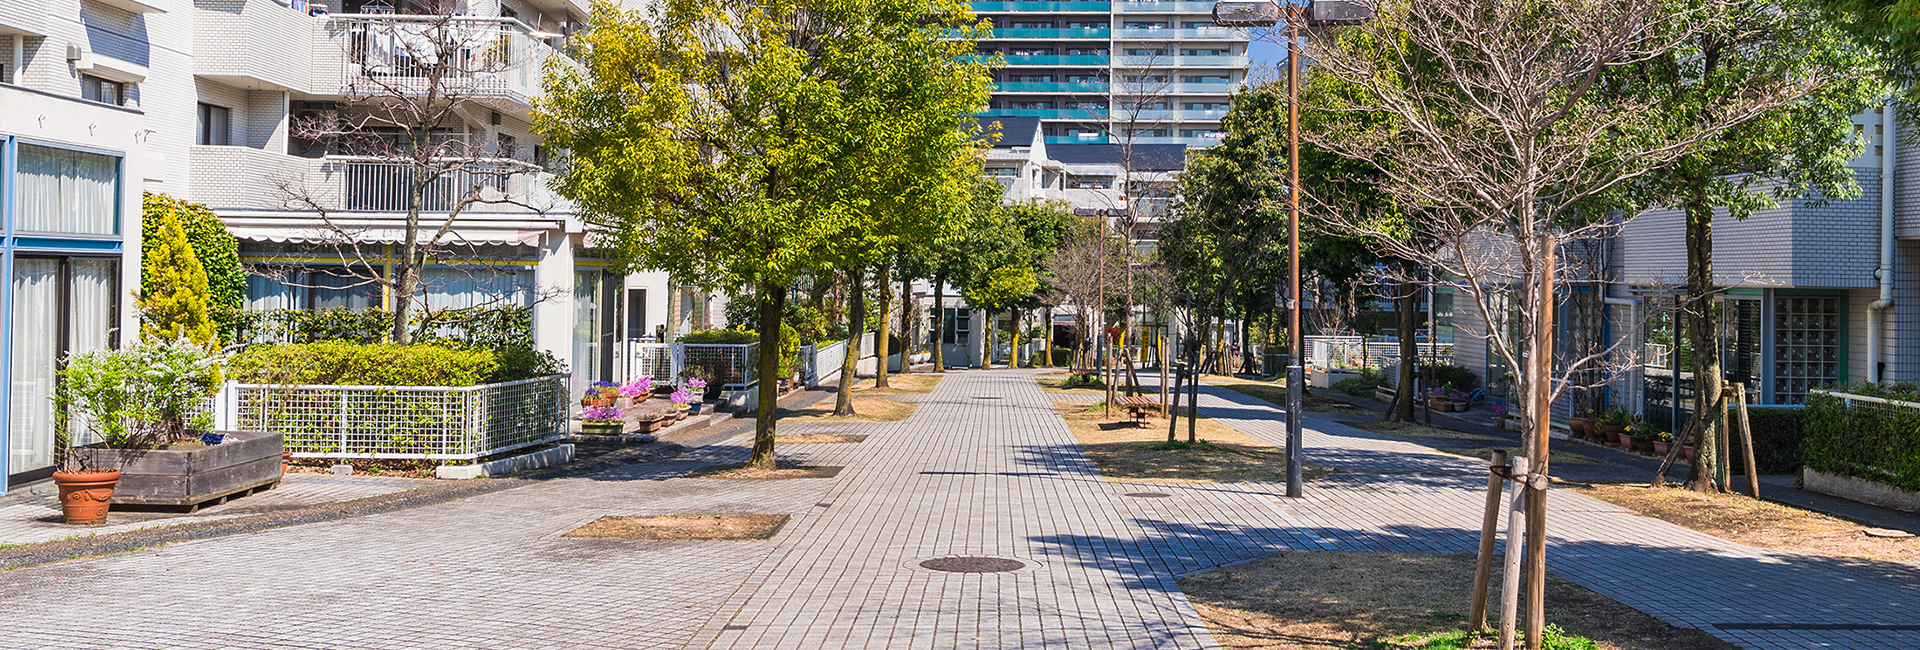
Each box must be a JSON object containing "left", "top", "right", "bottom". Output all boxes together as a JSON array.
[
  {"left": 436, "top": 444, "right": 575, "bottom": 480},
  {"left": 1803, "top": 467, "right": 1920, "bottom": 513}
]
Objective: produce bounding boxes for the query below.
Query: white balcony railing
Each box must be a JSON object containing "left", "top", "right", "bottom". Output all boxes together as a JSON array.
[{"left": 315, "top": 15, "right": 583, "bottom": 106}]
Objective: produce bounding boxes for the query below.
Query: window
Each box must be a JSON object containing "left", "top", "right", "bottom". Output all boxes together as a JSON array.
[
  {"left": 80, "top": 75, "right": 123, "bottom": 105},
  {"left": 16, "top": 144, "right": 120, "bottom": 235},
  {"left": 1185, "top": 102, "right": 1229, "bottom": 111},
  {"left": 1185, "top": 21, "right": 1229, "bottom": 29},
  {"left": 1180, "top": 129, "right": 1223, "bottom": 138},
  {"left": 1065, "top": 48, "right": 1107, "bottom": 56},
  {"left": 1124, "top": 75, "right": 1167, "bottom": 84},
  {"left": 1011, "top": 101, "right": 1052, "bottom": 110},
  {"left": 244, "top": 266, "right": 382, "bottom": 312},
  {"left": 1183, "top": 75, "right": 1231, "bottom": 84},
  {"left": 1127, "top": 129, "right": 1167, "bottom": 137},
  {"left": 197, "top": 103, "right": 232, "bottom": 146},
  {"left": 495, "top": 133, "right": 517, "bottom": 159},
  {"left": 1125, "top": 22, "right": 1168, "bottom": 29},
  {"left": 1008, "top": 74, "right": 1052, "bottom": 83},
  {"left": 1184, "top": 48, "right": 1229, "bottom": 56},
  {"left": 1010, "top": 48, "right": 1054, "bottom": 56},
  {"left": 1067, "top": 102, "right": 1105, "bottom": 111},
  {"left": 1772, "top": 295, "right": 1843, "bottom": 404},
  {"left": 10, "top": 257, "right": 119, "bottom": 482},
  {"left": 1126, "top": 48, "right": 1167, "bottom": 56},
  {"left": 943, "top": 308, "right": 970, "bottom": 346},
  {"left": 1010, "top": 21, "right": 1053, "bottom": 29},
  {"left": 1067, "top": 21, "right": 1106, "bottom": 29},
  {"left": 1066, "top": 74, "right": 1104, "bottom": 83},
  {"left": 1068, "top": 175, "right": 1115, "bottom": 189}
]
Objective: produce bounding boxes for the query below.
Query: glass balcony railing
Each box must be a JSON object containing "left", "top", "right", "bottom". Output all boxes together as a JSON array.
[
  {"left": 1115, "top": 55, "right": 1252, "bottom": 68},
  {"left": 994, "top": 81, "right": 1110, "bottom": 93},
  {"left": 991, "top": 28, "right": 1112, "bottom": 39},
  {"left": 1113, "top": 1, "right": 1219, "bottom": 12},
  {"left": 999, "top": 55, "right": 1111, "bottom": 66},
  {"left": 1117, "top": 27, "right": 1242, "bottom": 39},
  {"left": 1046, "top": 135, "right": 1112, "bottom": 144},
  {"left": 972, "top": 1, "right": 1111, "bottom": 11},
  {"left": 981, "top": 108, "right": 1109, "bottom": 119}
]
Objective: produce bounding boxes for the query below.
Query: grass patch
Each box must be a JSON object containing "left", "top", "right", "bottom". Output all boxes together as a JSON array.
[
  {"left": 1179, "top": 551, "right": 1735, "bottom": 650},
  {"left": 1218, "top": 381, "right": 1371, "bottom": 413},
  {"left": 1037, "top": 374, "right": 1108, "bottom": 394},
  {"left": 784, "top": 395, "right": 916, "bottom": 422},
  {"left": 1568, "top": 483, "right": 1920, "bottom": 564},
  {"left": 561, "top": 514, "right": 789, "bottom": 540},
  {"left": 1352, "top": 420, "right": 1508, "bottom": 443},
  {"left": 774, "top": 434, "right": 869, "bottom": 444},
  {"left": 1441, "top": 448, "right": 1601, "bottom": 466},
  {"left": 1054, "top": 401, "right": 1333, "bottom": 484},
  {"left": 851, "top": 373, "right": 942, "bottom": 394}
]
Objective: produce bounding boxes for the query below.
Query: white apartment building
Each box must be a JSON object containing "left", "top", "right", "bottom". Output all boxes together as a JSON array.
[
  {"left": 973, "top": 0, "right": 1247, "bottom": 148},
  {"left": 0, "top": 0, "right": 714, "bottom": 491}
]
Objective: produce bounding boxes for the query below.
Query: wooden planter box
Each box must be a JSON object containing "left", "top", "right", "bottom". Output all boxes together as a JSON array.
[{"left": 97, "top": 430, "right": 284, "bottom": 510}]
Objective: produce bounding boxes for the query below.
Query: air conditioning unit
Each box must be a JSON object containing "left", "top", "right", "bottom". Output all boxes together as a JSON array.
[{"left": 67, "top": 44, "right": 86, "bottom": 61}]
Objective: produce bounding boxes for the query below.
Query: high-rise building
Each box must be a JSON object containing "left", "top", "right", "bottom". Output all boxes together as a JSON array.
[{"left": 971, "top": 1, "right": 1249, "bottom": 148}]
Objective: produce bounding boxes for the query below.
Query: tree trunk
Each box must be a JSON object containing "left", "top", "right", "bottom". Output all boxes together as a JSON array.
[
  {"left": 931, "top": 275, "right": 946, "bottom": 373},
  {"left": 663, "top": 276, "right": 680, "bottom": 341},
  {"left": 898, "top": 275, "right": 914, "bottom": 376},
  {"left": 876, "top": 266, "right": 892, "bottom": 389},
  {"left": 983, "top": 308, "right": 995, "bottom": 370},
  {"left": 1011, "top": 310, "right": 1023, "bottom": 369},
  {"left": 747, "top": 283, "right": 784, "bottom": 470},
  {"left": 834, "top": 267, "right": 865, "bottom": 416},
  {"left": 1392, "top": 263, "right": 1418, "bottom": 421},
  {"left": 391, "top": 260, "right": 416, "bottom": 344},
  {"left": 1683, "top": 192, "right": 1724, "bottom": 493}
]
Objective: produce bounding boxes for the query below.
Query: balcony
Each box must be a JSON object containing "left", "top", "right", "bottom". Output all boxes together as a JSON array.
[
  {"left": 998, "top": 55, "right": 1111, "bottom": 66},
  {"left": 190, "top": 148, "right": 569, "bottom": 215},
  {"left": 194, "top": 0, "right": 315, "bottom": 92},
  {"left": 1116, "top": 55, "right": 1252, "bottom": 68},
  {"left": 0, "top": 0, "right": 49, "bottom": 36},
  {"left": 972, "top": 1, "right": 1111, "bottom": 11},
  {"left": 981, "top": 108, "right": 1108, "bottom": 119},
  {"left": 1117, "top": 28, "right": 1244, "bottom": 39},
  {"left": 994, "top": 81, "right": 1110, "bottom": 93},
  {"left": 989, "top": 28, "right": 1112, "bottom": 39},
  {"left": 1117, "top": 109, "right": 1229, "bottom": 121},
  {"left": 1047, "top": 135, "right": 1111, "bottom": 144},
  {"left": 1114, "top": 1, "right": 1220, "bottom": 12},
  {"left": 313, "top": 15, "right": 584, "bottom": 112}
]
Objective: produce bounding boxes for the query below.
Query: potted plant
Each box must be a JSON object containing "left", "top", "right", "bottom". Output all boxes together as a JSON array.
[
  {"left": 685, "top": 378, "right": 708, "bottom": 414},
  {"left": 669, "top": 387, "right": 694, "bottom": 419},
  {"left": 580, "top": 404, "right": 624, "bottom": 436},
  {"left": 1599, "top": 409, "right": 1632, "bottom": 447},
  {"left": 1569, "top": 407, "right": 1600, "bottom": 442},
  {"left": 54, "top": 338, "right": 279, "bottom": 522},
  {"left": 619, "top": 377, "right": 652, "bottom": 409},
  {"left": 581, "top": 381, "right": 620, "bottom": 407},
  {"left": 1632, "top": 426, "right": 1656, "bottom": 454},
  {"left": 1653, "top": 430, "right": 1674, "bottom": 456}
]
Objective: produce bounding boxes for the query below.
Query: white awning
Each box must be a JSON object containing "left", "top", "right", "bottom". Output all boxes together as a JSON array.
[{"left": 225, "top": 224, "right": 547, "bottom": 247}]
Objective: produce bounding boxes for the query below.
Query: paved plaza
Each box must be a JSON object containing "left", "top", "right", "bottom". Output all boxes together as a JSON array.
[{"left": 1, "top": 370, "right": 1916, "bottom": 648}]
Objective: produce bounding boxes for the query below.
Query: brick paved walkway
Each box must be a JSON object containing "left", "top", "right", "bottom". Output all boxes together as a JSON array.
[
  {"left": 0, "top": 474, "right": 433, "bottom": 546},
  {"left": 0, "top": 370, "right": 1914, "bottom": 649}
]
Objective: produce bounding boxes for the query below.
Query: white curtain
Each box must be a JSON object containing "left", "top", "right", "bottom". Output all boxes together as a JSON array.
[
  {"left": 246, "top": 274, "right": 306, "bottom": 311},
  {"left": 16, "top": 145, "right": 118, "bottom": 235},
  {"left": 70, "top": 260, "right": 115, "bottom": 353},
  {"left": 572, "top": 270, "right": 601, "bottom": 392},
  {"left": 9, "top": 260, "right": 59, "bottom": 473},
  {"left": 418, "top": 267, "right": 533, "bottom": 310}
]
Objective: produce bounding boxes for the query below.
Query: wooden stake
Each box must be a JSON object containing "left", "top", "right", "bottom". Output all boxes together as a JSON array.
[
  {"left": 1499, "top": 457, "right": 1529, "bottom": 650},
  {"left": 1735, "top": 384, "right": 1760, "bottom": 498},
  {"left": 1470, "top": 449, "right": 1509, "bottom": 632},
  {"left": 1523, "top": 235, "right": 1553, "bottom": 650},
  {"left": 1717, "top": 387, "right": 1732, "bottom": 491}
]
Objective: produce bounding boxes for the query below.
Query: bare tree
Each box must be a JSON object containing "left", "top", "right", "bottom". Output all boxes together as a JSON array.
[
  {"left": 275, "top": 0, "right": 564, "bottom": 342},
  {"left": 1041, "top": 225, "right": 1118, "bottom": 370}
]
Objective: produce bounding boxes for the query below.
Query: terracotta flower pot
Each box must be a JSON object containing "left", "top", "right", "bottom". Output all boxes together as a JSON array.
[
  {"left": 1601, "top": 424, "right": 1626, "bottom": 442},
  {"left": 581, "top": 397, "right": 615, "bottom": 408},
  {"left": 621, "top": 395, "right": 649, "bottom": 410},
  {"left": 282, "top": 450, "right": 293, "bottom": 473},
  {"left": 1570, "top": 418, "right": 1596, "bottom": 440},
  {"left": 1654, "top": 441, "right": 1673, "bottom": 456},
  {"left": 1617, "top": 432, "right": 1635, "bottom": 450},
  {"left": 1634, "top": 439, "right": 1654, "bottom": 454},
  {"left": 54, "top": 469, "right": 121, "bottom": 525},
  {"left": 1682, "top": 444, "right": 1696, "bottom": 461}
]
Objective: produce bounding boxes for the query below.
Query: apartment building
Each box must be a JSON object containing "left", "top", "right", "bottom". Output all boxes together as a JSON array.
[
  {"left": 972, "top": 1, "right": 1247, "bottom": 149},
  {"left": 0, "top": 0, "right": 709, "bottom": 491}
]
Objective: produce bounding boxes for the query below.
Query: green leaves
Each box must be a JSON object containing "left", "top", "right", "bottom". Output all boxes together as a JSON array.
[{"left": 137, "top": 206, "right": 218, "bottom": 346}]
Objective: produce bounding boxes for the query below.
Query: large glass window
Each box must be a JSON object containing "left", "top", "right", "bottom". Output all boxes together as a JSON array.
[
  {"left": 573, "top": 270, "right": 603, "bottom": 391},
  {"left": 9, "top": 257, "right": 119, "bottom": 483},
  {"left": 244, "top": 266, "right": 381, "bottom": 311},
  {"left": 16, "top": 144, "right": 119, "bottom": 235}
]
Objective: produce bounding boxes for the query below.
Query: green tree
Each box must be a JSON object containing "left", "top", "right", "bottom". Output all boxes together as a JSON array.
[
  {"left": 138, "top": 210, "right": 219, "bottom": 345},
  {"left": 1620, "top": 0, "right": 1880, "bottom": 491},
  {"left": 142, "top": 193, "right": 244, "bottom": 328},
  {"left": 537, "top": 0, "right": 991, "bottom": 469}
]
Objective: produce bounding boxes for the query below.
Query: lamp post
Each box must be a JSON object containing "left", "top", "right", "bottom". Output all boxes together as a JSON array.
[{"left": 1213, "top": 0, "right": 1372, "bottom": 498}]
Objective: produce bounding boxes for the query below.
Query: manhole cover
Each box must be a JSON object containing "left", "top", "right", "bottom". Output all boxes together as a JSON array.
[
  {"left": 920, "top": 556, "right": 1026, "bottom": 573},
  {"left": 972, "top": 396, "right": 1002, "bottom": 400},
  {"left": 1124, "top": 492, "right": 1172, "bottom": 498}
]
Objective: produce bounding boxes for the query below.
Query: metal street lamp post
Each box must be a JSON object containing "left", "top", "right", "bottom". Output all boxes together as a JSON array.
[{"left": 1213, "top": 0, "right": 1372, "bottom": 498}]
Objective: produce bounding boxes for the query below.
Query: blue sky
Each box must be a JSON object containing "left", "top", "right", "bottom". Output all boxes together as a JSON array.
[{"left": 1246, "top": 36, "right": 1288, "bottom": 85}]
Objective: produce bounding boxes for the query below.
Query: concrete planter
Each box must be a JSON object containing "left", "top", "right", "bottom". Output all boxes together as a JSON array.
[
  {"left": 94, "top": 430, "right": 284, "bottom": 510},
  {"left": 1803, "top": 467, "right": 1920, "bottom": 513}
]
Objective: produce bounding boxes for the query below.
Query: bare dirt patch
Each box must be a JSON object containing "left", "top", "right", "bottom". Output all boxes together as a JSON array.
[
  {"left": 852, "top": 373, "right": 942, "bottom": 394},
  {"left": 1180, "top": 551, "right": 1735, "bottom": 650},
  {"left": 1441, "top": 447, "right": 1601, "bottom": 466},
  {"left": 783, "top": 395, "right": 916, "bottom": 422},
  {"left": 561, "top": 514, "right": 790, "bottom": 540},
  {"left": 774, "top": 434, "right": 869, "bottom": 444},
  {"left": 1569, "top": 483, "right": 1920, "bottom": 564},
  {"left": 1218, "top": 382, "right": 1370, "bottom": 414},
  {"left": 1352, "top": 419, "right": 1508, "bottom": 443},
  {"left": 1055, "top": 402, "right": 1333, "bottom": 484},
  {"left": 685, "top": 465, "right": 845, "bottom": 480},
  {"left": 286, "top": 458, "right": 438, "bottom": 479},
  {"left": 1036, "top": 374, "right": 1108, "bottom": 395}
]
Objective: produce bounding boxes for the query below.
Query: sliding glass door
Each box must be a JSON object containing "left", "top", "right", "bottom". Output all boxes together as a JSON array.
[{"left": 7, "top": 256, "right": 119, "bottom": 484}]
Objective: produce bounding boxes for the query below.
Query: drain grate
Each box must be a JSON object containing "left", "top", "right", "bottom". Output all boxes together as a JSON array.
[
  {"left": 920, "top": 556, "right": 1026, "bottom": 573},
  {"left": 1124, "top": 492, "right": 1173, "bottom": 498}
]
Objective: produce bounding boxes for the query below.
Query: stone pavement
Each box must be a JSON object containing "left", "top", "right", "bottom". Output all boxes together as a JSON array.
[
  {"left": 0, "top": 473, "right": 433, "bottom": 547},
  {"left": 0, "top": 370, "right": 1914, "bottom": 649}
]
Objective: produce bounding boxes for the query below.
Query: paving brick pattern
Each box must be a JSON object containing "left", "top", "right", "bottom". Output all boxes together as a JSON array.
[
  {"left": 0, "top": 474, "right": 433, "bottom": 546},
  {"left": 0, "top": 371, "right": 1914, "bottom": 649}
]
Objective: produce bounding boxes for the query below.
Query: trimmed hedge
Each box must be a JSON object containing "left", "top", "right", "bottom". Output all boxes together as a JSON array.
[
  {"left": 228, "top": 342, "right": 560, "bottom": 387},
  {"left": 1427, "top": 363, "right": 1480, "bottom": 392},
  {"left": 680, "top": 328, "right": 759, "bottom": 344},
  {"left": 1804, "top": 383, "right": 1920, "bottom": 491},
  {"left": 1050, "top": 348, "right": 1074, "bottom": 367},
  {"left": 228, "top": 306, "right": 533, "bottom": 347}
]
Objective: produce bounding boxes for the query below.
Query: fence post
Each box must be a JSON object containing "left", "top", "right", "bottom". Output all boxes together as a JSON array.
[{"left": 338, "top": 389, "right": 349, "bottom": 456}]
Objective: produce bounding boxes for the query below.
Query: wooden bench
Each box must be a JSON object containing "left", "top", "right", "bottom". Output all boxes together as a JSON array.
[{"left": 1114, "top": 396, "right": 1162, "bottom": 425}]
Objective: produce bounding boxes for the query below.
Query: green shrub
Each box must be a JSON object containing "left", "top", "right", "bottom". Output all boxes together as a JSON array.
[
  {"left": 490, "top": 346, "right": 568, "bottom": 384},
  {"left": 1804, "top": 383, "right": 1920, "bottom": 490},
  {"left": 1050, "top": 348, "right": 1074, "bottom": 366},
  {"left": 1334, "top": 376, "right": 1375, "bottom": 397},
  {"left": 1427, "top": 363, "right": 1480, "bottom": 392},
  {"left": 227, "top": 306, "right": 532, "bottom": 346},
  {"left": 137, "top": 208, "right": 217, "bottom": 345},
  {"left": 680, "top": 328, "right": 759, "bottom": 344},
  {"left": 1391, "top": 625, "right": 1597, "bottom": 650},
  {"left": 143, "top": 193, "right": 243, "bottom": 313},
  {"left": 229, "top": 342, "right": 500, "bottom": 387},
  {"left": 1735, "top": 407, "right": 1806, "bottom": 475}
]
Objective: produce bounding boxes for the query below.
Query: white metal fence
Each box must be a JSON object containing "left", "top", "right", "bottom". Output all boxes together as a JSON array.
[
  {"left": 682, "top": 343, "right": 759, "bottom": 389},
  {"left": 320, "top": 15, "right": 585, "bottom": 104},
  {"left": 811, "top": 340, "right": 848, "bottom": 386},
  {"left": 627, "top": 343, "right": 674, "bottom": 384},
  {"left": 213, "top": 374, "right": 568, "bottom": 460}
]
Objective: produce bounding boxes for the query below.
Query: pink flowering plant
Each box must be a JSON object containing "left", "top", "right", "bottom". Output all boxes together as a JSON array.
[
  {"left": 1490, "top": 403, "right": 1509, "bottom": 418},
  {"left": 669, "top": 388, "right": 693, "bottom": 406},
  {"left": 580, "top": 404, "right": 623, "bottom": 423},
  {"left": 620, "top": 377, "right": 652, "bottom": 396},
  {"left": 687, "top": 378, "right": 707, "bottom": 392}
]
